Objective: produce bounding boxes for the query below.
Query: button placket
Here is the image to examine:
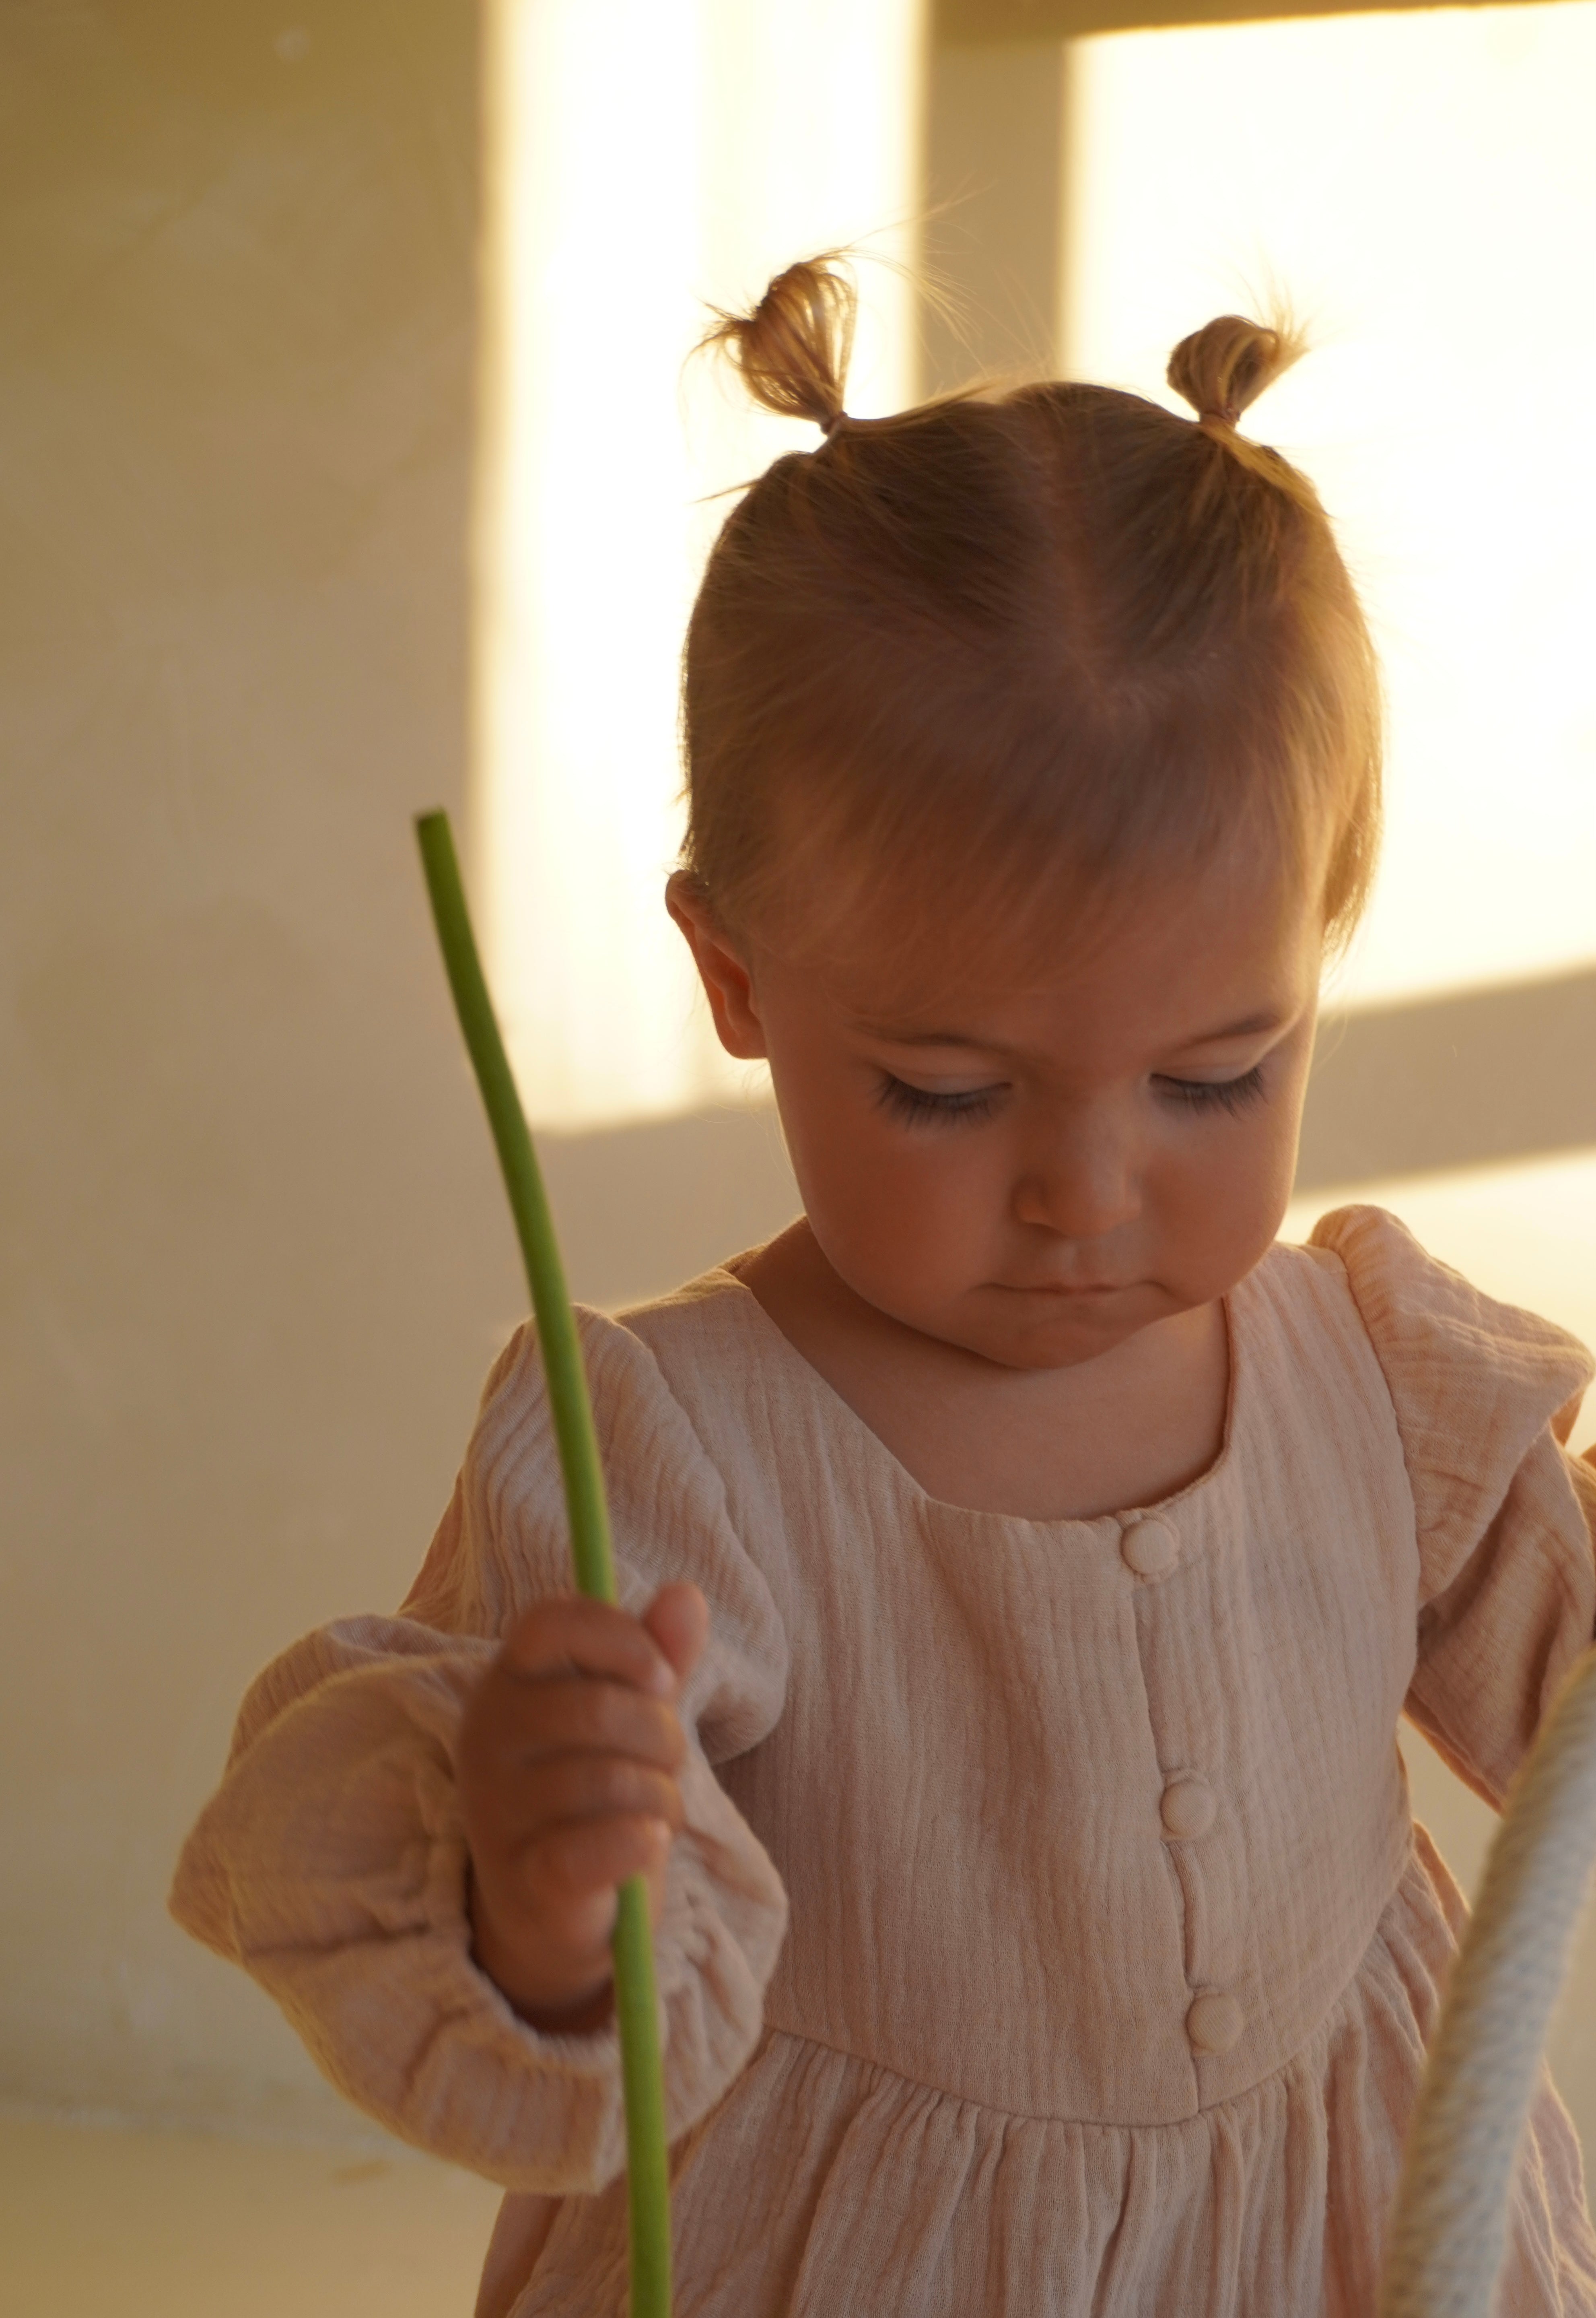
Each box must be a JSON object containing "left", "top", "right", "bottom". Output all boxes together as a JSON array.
[{"left": 1118, "top": 1508, "right": 1241, "bottom": 2066}]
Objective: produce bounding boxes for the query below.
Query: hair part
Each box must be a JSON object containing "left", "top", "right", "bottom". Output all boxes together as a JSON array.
[{"left": 681, "top": 257, "right": 1382, "bottom": 972}]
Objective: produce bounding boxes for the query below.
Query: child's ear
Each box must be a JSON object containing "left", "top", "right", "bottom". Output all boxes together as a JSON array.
[{"left": 665, "top": 874, "right": 768, "bottom": 1060}]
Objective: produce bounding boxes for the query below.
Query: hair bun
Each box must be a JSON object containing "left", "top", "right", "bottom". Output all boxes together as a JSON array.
[
  {"left": 701, "top": 255, "right": 856, "bottom": 435},
  {"left": 1166, "top": 313, "right": 1304, "bottom": 429}
]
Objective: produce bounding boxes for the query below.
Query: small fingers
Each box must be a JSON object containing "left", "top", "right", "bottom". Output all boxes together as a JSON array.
[
  {"left": 643, "top": 1583, "right": 710, "bottom": 1687},
  {"left": 461, "top": 1593, "right": 699, "bottom": 1988},
  {"left": 471, "top": 1671, "right": 687, "bottom": 1775},
  {"left": 490, "top": 1753, "right": 685, "bottom": 1845},
  {"left": 499, "top": 1597, "right": 676, "bottom": 1697},
  {"left": 520, "top": 1814, "right": 673, "bottom": 1919}
]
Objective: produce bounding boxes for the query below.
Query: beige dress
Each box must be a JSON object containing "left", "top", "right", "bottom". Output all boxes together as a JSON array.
[{"left": 172, "top": 1206, "right": 1596, "bottom": 2317}]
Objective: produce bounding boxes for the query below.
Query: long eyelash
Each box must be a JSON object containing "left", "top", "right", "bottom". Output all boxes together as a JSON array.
[
  {"left": 876, "top": 1074, "right": 1004, "bottom": 1128},
  {"left": 1159, "top": 1064, "right": 1268, "bottom": 1118}
]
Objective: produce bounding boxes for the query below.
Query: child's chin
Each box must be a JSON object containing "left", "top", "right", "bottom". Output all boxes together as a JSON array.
[{"left": 954, "top": 1290, "right": 1157, "bottom": 1372}]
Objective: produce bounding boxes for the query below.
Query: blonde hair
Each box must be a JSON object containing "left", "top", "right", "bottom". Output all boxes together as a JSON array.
[{"left": 683, "top": 257, "right": 1382, "bottom": 964}]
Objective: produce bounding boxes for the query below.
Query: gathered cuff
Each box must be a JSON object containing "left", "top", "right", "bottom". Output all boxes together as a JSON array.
[{"left": 170, "top": 1620, "right": 787, "bottom": 2191}]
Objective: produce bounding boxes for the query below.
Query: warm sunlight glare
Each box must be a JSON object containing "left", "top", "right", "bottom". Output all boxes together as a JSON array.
[
  {"left": 1075, "top": 5, "right": 1596, "bottom": 1411},
  {"left": 474, "top": 0, "right": 923, "bottom": 1129},
  {"left": 1066, "top": 0, "right": 1596, "bottom": 1012}
]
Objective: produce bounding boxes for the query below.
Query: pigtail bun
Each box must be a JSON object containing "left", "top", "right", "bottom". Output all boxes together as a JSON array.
[
  {"left": 1167, "top": 313, "right": 1304, "bottom": 430},
  {"left": 701, "top": 255, "right": 856, "bottom": 436}
]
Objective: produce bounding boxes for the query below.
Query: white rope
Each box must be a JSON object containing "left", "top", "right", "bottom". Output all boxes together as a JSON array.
[{"left": 1380, "top": 1646, "right": 1596, "bottom": 2318}]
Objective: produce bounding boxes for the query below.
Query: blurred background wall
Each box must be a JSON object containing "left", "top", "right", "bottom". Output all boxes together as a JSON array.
[
  {"left": 0, "top": 0, "right": 521, "bottom": 2142},
  {"left": 3, "top": 0, "right": 1596, "bottom": 2227}
]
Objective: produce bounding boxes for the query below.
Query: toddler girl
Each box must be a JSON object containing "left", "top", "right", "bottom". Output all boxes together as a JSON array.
[{"left": 173, "top": 260, "right": 1596, "bottom": 2316}]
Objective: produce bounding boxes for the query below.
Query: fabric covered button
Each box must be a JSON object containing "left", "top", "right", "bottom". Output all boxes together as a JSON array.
[
  {"left": 1186, "top": 1992, "right": 1244, "bottom": 2056},
  {"left": 1120, "top": 1517, "right": 1177, "bottom": 1576},
  {"left": 1161, "top": 1778, "right": 1216, "bottom": 1840}
]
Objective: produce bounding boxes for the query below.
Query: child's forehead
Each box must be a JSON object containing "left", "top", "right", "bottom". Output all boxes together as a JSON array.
[{"left": 774, "top": 844, "right": 1320, "bottom": 1031}]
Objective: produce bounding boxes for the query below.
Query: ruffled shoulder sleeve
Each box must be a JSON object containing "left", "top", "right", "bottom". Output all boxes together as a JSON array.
[
  {"left": 1309, "top": 1204, "right": 1596, "bottom": 1805},
  {"left": 169, "top": 1307, "right": 790, "bottom": 2193}
]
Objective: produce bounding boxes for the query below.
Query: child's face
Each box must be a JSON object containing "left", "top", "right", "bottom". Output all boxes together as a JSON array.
[{"left": 672, "top": 850, "right": 1322, "bottom": 1373}]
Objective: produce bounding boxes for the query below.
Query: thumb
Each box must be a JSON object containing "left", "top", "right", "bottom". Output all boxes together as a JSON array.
[{"left": 642, "top": 1582, "right": 709, "bottom": 1691}]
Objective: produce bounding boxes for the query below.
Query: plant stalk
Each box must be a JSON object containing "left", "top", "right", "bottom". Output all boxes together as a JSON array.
[{"left": 415, "top": 808, "right": 671, "bottom": 2317}]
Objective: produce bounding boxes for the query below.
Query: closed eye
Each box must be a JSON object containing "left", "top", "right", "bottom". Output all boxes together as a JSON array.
[
  {"left": 876, "top": 1073, "right": 1007, "bottom": 1128},
  {"left": 1156, "top": 1064, "right": 1267, "bottom": 1118}
]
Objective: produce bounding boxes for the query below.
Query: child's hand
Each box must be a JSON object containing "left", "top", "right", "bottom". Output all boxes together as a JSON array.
[{"left": 458, "top": 1583, "right": 709, "bottom": 2033}]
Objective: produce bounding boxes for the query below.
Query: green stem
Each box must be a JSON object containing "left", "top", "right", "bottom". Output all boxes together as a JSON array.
[{"left": 415, "top": 809, "right": 672, "bottom": 2317}]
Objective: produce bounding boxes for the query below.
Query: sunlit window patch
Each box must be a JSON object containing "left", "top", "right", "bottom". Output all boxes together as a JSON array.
[
  {"left": 477, "top": 0, "right": 921, "bottom": 1130},
  {"left": 1065, "top": 0, "right": 1596, "bottom": 1011}
]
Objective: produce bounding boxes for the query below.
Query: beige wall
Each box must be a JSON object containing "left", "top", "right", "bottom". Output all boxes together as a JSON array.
[
  {"left": 0, "top": 5, "right": 803, "bottom": 2140},
  {"left": 0, "top": 1, "right": 800, "bottom": 2142},
  {"left": 0, "top": 0, "right": 485, "bottom": 2138}
]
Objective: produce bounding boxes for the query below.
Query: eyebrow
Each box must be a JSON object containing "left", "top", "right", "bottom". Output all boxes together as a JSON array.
[{"left": 863, "top": 1010, "right": 1287, "bottom": 1052}]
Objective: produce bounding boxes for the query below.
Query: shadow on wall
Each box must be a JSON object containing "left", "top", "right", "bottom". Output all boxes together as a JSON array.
[
  {"left": 1296, "top": 965, "right": 1596, "bottom": 1194},
  {"left": 543, "top": 963, "right": 1596, "bottom": 1310},
  {"left": 541, "top": 1101, "right": 801, "bottom": 1311}
]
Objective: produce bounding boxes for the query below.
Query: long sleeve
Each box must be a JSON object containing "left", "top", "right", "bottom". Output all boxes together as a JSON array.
[
  {"left": 1311, "top": 1204, "right": 1596, "bottom": 1809},
  {"left": 169, "top": 1309, "right": 790, "bottom": 2193}
]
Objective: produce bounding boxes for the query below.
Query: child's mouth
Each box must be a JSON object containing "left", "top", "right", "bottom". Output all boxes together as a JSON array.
[{"left": 1004, "top": 1279, "right": 1126, "bottom": 1297}]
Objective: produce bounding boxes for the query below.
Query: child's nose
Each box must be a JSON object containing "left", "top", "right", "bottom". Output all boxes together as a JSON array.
[{"left": 1011, "top": 1129, "right": 1141, "bottom": 1241}]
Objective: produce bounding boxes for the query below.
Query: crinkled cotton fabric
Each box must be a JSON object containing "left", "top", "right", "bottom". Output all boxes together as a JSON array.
[{"left": 172, "top": 1207, "right": 1596, "bottom": 2316}]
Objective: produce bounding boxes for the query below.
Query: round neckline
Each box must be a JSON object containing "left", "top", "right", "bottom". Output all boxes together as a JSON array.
[{"left": 700, "top": 1258, "right": 1249, "bottom": 1533}]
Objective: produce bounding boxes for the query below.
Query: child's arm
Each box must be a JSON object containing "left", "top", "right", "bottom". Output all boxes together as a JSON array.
[
  {"left": 1312, "top": 1205, "right": 1596, "bottom": 1809},
  {"left": 1407, "top": 1424, "right": 1596, "bottom": 1807},
  {"left": 169, "top": 1310, "right": 790, "bottom": 2194}
]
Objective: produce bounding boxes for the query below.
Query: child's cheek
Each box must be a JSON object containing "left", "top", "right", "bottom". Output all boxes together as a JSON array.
[
  {"left": 812, "top": 1119, "right": 988, "bottom": 1310},
  {"left": 1164, "top": 1116, "right": 1300, "bottom": 1297},
  {"left": 870, "top": 1132, "right": 1008, "bottom": 1295}
]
